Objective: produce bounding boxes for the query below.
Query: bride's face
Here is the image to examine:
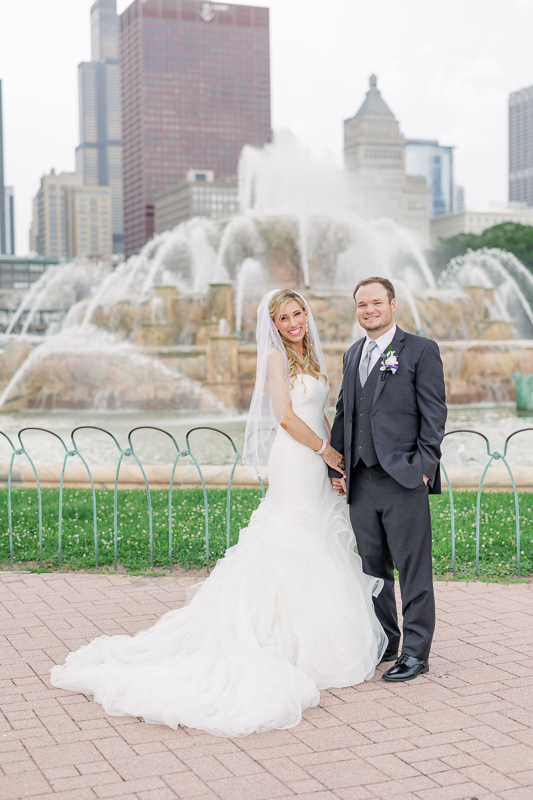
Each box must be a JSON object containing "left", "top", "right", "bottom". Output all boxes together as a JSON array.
[{"left": 274, "top": 300, "right": 308, "bottom": 346}]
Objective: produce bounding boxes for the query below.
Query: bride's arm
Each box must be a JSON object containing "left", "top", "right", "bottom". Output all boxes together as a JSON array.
[
  {"left": 267, "top": 350, "right": 344, "bottom": 473},
  {"left": 280, "top": 404, "right": 344, "bottom": 472}
]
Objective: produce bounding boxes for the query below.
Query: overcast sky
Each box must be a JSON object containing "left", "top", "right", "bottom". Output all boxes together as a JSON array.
[{"left": 1, "top": 0, "right": 533, "bottom": 254}]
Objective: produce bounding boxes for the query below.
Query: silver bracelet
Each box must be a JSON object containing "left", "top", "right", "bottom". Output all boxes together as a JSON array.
[{"left": 316, "top": 439, "right": 327, "bottom": 455}]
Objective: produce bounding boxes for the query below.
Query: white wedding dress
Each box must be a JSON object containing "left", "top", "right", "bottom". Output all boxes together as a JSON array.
[{"left": 51, "top": 374, "right": 387, "bottom": 738}]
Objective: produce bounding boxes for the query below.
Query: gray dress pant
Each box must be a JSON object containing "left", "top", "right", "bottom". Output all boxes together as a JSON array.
[{"left": 348, "top": 462, "right": 435, "bottom": 660}]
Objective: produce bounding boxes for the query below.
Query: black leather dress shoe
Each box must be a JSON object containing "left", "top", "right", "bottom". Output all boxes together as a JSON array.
[
  {"left": 379, "top": 651, "right": 399, "bottom": 664},
  {"left": 382, "top": 653, "right": 429, "bottom": 682}
]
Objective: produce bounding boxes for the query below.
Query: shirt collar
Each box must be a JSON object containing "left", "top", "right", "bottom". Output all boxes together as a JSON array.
[{"left": 364, "top": 323, "right": 397, "bottom": 355}]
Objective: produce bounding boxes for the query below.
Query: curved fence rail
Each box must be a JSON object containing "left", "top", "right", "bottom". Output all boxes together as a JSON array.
[
  {"left": 441, "top": 428, "right": 533, "bottom": 577},
  {"left": 1, "top": 425, "right": 532, "bottom": 576}
]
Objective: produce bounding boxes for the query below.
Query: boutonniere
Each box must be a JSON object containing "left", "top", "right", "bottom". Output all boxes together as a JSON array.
[{"left": 380, "top": 346, "right": 399, "bottom": 380}]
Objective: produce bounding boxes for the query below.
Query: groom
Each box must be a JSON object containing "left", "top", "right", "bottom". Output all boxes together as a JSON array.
[{"left": 329, "top": 277, "right": 446, "bottom": 681}]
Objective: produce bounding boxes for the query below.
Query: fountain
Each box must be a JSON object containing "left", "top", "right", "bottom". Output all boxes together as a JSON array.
[{"left": 1, "top": 132, "right": 533, "bottom": 412}]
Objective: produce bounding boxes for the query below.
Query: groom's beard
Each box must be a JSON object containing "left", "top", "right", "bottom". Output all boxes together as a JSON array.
[{"left": 360, "top": 314, "right": 394, "bottom": 335}]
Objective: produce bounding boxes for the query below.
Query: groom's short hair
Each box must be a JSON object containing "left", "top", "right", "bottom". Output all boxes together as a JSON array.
[{"left": 353, "top": 277, "right": 395, "bottom": 304}]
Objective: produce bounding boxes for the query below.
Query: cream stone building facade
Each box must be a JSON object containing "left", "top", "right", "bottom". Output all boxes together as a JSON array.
[
  {"left": 430, "top": 206, "right": 533, "bottom": 245},
  {"left": 344, "top": 75, "right": 430, "bottom": 248},
  {"left": 155, "top": 170, "right": 238, "bottom": 234},
  {"left": 30, "top": 171, "right": 112, "bottom": 262}
]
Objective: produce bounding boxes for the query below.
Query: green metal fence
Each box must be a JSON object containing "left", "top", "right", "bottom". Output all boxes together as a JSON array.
[
  {"left": 1, "top": 425, "right": 532, "bottom": 577},
  {"left": 0, "top": 425, "right": 264, "bottom": 575},
  {"left": 441, "top": 428, "right": 533, "bottom": 577}
]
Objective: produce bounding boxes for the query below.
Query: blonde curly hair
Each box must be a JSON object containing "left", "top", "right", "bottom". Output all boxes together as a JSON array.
[{"left": 269, "top": 289, "right": 326, "bottom": 385}]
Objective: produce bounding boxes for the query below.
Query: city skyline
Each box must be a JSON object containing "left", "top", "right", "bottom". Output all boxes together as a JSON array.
[{"left": 2, "top": 0, "right": 533, "bottom": 254}]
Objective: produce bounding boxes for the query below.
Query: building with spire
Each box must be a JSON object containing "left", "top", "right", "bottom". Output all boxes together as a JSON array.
[
  {"left": 76, "top": 0, "right": 124, "bottom": 255},
  {"left": 344, "top": 75, "right": 430, "bottom": 247}
]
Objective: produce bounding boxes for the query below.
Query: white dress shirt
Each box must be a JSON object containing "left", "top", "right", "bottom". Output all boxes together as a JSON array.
[{"left": 359, "top": 324, "right": 397, "bottom": 383}]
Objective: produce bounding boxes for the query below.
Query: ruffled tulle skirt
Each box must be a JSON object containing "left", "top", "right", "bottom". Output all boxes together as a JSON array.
[
  {"left": 51, "top": 486, "right": 386, "bottom": 737},
  {"left": 51, "top": 389, "right": 387, "bottom": 737}
]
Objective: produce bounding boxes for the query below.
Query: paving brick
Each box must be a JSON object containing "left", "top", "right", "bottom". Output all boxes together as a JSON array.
[
  {"left": 94, "top": 777, "right": 169, "bottom": 797},
  {"left": 215, "top": 751, "right": 265, "bottom": 776},
  {"left": 0, "top": 771, "right": 51, "bottom": 799},
  {"left": 157, "top": 772, "right": 214, "bottom": 799},
  {"left": 412, "top": 781, "right": 491, "bottom": 800},
  {"left": 304, "top": 754, "right": 387, "bottom": 789},
  {"left": 459, "top": 762, "right": 519, "bottom": 791},
  {"left": 30, "top": 741, "right": 104, "bottom": 769},
  {"left": 364, "top": 753, "right": 420, "bottom": 779},
  {"left": 136, "top": 789, "right": 178, "bottom": 800},
  {"left": 261, "top": 756, "right": 310, "bottom": 782},
  {"left": 105, "top": 751, "right": 187, "bottom": 781},
  {"left": 293, "top": 725, "right": 370, "bottom": 751},
  {"left": 181, "top": 754, "right": 233, "bottom": 781},
  {"left": 204, "top": 772, "right": 289, "bottom": 800},
  {"left": 94, "top": 737, "right": 137, "bottom": 760},
  {"left": 331, "top": 789, "right": 376, "bottom": 800},
  {"left": 283, "top": 777, "right": 324, "bottom": 793}
]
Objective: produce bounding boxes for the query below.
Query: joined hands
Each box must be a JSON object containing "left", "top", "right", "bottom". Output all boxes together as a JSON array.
[{"left": 321, "top": 444, "right": 346, "bottom": 496}]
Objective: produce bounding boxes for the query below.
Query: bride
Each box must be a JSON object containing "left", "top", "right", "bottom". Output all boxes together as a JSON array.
[{"left": 51, "top": 289, "right": 387, "bottom": 738}]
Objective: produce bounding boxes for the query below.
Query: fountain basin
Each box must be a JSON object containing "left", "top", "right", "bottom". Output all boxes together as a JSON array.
[
  {"left": 2, "top": 461, "right": 532, "bottom": 492},
  {"left": 2, "top": 338, "right": 533, "bottom": 412}
]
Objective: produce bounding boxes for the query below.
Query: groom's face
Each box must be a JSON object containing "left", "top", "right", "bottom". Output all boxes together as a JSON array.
[{"left": 355, "top": 283, "right": 396, "bottom": 337}]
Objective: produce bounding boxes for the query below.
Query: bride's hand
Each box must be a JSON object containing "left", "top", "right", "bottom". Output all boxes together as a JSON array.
[{"left": 321, "top": 444, "right": 345, "bottom": 474}]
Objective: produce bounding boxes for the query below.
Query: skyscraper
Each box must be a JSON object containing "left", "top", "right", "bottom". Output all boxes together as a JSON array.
[
  {"left": 405, "top": 140, "right": 454, "bottom": 218},
  {"left": 3, "top": 186, "right": 15, "bottom": 255},
  {"left": 509, "top": 85, "right": 533, "bottom": 207},
  {"left": 120, "top": 0, "right": 271, "bottom": 257},
  {"left": 0, "top": 80, "right": 15, "bottom": 256},
  {"left": 76, "top": 0, "right": 124, "bottom": 254}
]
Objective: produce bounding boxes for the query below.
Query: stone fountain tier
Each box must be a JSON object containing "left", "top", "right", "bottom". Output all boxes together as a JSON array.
[
  {"left": 77, "top": 283, "right": 518, "bottom": 348},
  {"left": 0, "top": 341, "right": 220, "bottom": 412},
  {"left": 0, "top": 283, "right": 526, "bottom": 412}
]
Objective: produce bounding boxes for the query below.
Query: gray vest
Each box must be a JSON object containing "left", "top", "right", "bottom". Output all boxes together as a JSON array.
[{"left": 353, "top": 362, "right": 381, "bottom": 468}]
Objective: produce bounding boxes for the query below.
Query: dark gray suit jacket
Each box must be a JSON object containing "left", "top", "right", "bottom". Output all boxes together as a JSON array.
[{"left": 329, "top": 327, "right": 447, "bottom": 498}]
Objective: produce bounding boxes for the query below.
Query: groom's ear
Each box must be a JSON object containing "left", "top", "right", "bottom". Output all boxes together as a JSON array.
[{"left": 391, "top": 297, "right": 397, "bottom": 312}]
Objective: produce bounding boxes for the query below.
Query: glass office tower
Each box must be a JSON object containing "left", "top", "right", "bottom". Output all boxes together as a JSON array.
[
  {"left": 509, "top": 85, "right": 533, "bottom": 207},
  {"left": 120, "top": 0, "right": 271, "bottom": 257},
  {"left": 405, "top": 139, "right": 454, "bottom": 217},
  {"left": 77, "top": 0, "right": 124, "bottom": 254}
]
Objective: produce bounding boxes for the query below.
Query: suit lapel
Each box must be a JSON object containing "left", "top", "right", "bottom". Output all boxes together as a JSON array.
[
  {"left": 372, "top": 326, "right": 406, "bottom": 406},
  {"left": 346, "top": 338, "right": 365, "bottom": 413}
]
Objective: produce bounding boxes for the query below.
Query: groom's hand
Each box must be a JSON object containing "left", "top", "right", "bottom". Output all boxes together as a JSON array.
[
  {"left": 331, "top": 476, "right": 346, "bottom": 496},
  {"left": 423, "top": 474, "right": 428, "bottom": 485}
]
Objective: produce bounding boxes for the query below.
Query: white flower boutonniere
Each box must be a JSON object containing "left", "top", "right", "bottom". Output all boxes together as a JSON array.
[{"left": 380, "top": 346, "right": 399, "bottom": 377}]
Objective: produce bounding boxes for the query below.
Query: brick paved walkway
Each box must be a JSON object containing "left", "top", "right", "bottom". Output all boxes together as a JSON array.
[{"left": 1, "top": 573, "right": 532, "bottom": 800}]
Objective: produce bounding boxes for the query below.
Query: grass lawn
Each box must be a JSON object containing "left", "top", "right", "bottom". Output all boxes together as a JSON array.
[{"left": 0, "top": 488, "right": 532, "bottom": 579}]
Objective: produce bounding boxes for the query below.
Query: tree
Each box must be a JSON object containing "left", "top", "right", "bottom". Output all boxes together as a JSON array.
[{"left": 431, "top": 222, "right": 533, "bottom": 274}]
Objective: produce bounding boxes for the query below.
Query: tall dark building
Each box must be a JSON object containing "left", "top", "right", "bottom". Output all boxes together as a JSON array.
[
  {"left": 77, "top": 0, "right": 124, "bottom": 253},
  {"left": 509, "top": 85, "right": 533, "bottom": 207},
  {"left": 120, "top": 0, "right": 271, "bottom": 257},
  {"left": 0, "top": 80, "right": 15, "bottom": 256}
]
